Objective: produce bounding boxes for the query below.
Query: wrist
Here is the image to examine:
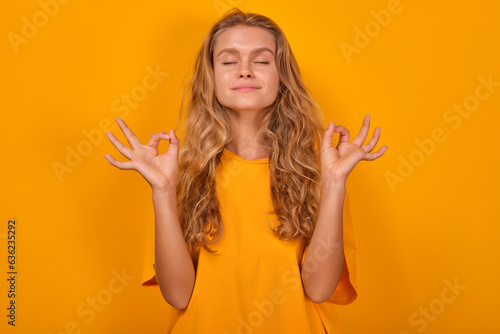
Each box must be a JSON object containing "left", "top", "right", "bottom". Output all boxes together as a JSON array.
[
  {"left": 152, "top": 185, "right": 176, "bottom": 198},
  {"left": 321, "top": 177, "right": 347, "bottom": 193}
]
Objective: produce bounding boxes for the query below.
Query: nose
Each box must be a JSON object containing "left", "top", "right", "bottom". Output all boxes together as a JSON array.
[{"left": 237, "top": 62, "right": 254, "bottom": 78}]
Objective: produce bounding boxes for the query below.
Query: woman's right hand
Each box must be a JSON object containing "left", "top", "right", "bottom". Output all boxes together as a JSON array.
[{"left": 104, "top": 118, "right": 179, "bottom": 193}]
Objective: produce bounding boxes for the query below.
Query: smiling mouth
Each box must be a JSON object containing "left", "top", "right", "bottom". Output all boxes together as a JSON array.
[{"left": 234, "top": 87, "right": 259, "bottom": 92}]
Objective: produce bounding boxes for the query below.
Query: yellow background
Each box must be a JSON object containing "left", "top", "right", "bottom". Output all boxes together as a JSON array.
[{"left": 1, "top": 0, "right": 498, "bottom": 333}]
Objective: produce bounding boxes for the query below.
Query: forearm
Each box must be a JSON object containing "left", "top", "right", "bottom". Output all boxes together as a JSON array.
[
  {"left": 152, "top": 188, "right": 195, "bottom": 309},
  {"left": 301, "top": 180, "right": 346, "bottom": 303}
]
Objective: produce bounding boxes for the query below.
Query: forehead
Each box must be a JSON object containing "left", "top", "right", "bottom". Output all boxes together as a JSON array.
[{"left": 214, "top": 25, "right": 276, "bottom": 55}]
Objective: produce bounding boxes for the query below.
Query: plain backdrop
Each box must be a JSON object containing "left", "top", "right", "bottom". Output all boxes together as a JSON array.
[{"left": 1, "top": 0, "right": 499, "bottom": 333}]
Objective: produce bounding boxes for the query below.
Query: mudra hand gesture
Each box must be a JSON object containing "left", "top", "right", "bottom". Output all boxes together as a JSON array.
[
  {"left": 104, "top": 118, "right": 179, "bottom": 193},
  {"left": 320, "top": 114, "right": 387, "bottom": 185}
]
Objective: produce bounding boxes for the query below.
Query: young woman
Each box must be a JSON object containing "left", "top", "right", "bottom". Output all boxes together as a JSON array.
[{"left": 105, "top": 7, "right": 387, "bottom": 334}]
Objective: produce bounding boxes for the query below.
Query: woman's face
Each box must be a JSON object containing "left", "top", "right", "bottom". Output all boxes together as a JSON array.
[{"left": 213, "top": 25, "right": 280, "bottom": 115}]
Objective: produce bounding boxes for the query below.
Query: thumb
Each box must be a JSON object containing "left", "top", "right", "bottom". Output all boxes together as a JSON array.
[
  {"left": 167, "top": 129, "right": 180, "bottom": 155},
  {"left": 321, "top": 121, "right": 335, "bottom": 153}
]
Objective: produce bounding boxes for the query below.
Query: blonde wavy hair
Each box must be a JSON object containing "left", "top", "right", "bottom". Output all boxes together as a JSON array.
[{"left": 175, "top": 8, "right": 327, "bottom": 266}]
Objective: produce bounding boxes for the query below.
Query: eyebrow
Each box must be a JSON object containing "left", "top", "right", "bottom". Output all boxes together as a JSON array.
[{"left": 217, "top": 47, "right": 275, "bottom": 57}]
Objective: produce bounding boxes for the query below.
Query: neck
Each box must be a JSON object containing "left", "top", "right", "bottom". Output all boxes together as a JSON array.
[{"left": 226, "top": 109, "right": 269, "bottom": 160}]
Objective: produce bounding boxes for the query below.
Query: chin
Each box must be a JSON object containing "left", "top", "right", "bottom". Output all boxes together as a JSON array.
[
  {"left": 227, "top": 105, "right": 268, "bottom": 113},
  {"left": 224, "top": 99, "right": 275, "bottom": 112}
]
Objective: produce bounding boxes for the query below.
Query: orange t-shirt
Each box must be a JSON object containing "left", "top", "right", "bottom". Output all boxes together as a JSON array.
[{"left": 142, "top": 147, "right": 358, "bottom": 333}]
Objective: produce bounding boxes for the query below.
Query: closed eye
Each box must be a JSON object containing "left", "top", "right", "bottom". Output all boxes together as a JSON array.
[{"left": 222, "top": 62, "right": 269, "bottom": 65}]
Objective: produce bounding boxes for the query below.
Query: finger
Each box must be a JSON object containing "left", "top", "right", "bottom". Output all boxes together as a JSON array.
[
  {"left": 106, "top": 131, "right": 133, "bottom": 159},
  {"left": 352, "top": 114, "right": 370, "bottom": 147},
  {"left": 361, "top": 127, "right": 382, "bottom": 153},
  {"left": 363, "top": 145, "right": 388, "bottom": 161},
  {"left": 321, "top": 121, "right": 335, "bottom": 152},
  {"left": 167, "top": 129, "right": 180, "bottom": 155},
  {"left": 116, "top": 118, "right": 142, "bottom": 149},
  {"left": 146, "top": 132, "right": 170, "bottom": 149},
  {"left": 104, "top": 153, "right": 134, "bottom": 170},
  {"left": 334, "top": 125, "right": 350, "bottom": 144}
]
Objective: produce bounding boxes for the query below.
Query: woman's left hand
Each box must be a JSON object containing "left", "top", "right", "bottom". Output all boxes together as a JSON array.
[{"left": 321, "top": 114, "right": 388, "bottom": 186}]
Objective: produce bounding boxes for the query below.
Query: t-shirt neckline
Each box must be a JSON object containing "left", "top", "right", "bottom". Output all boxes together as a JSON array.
[{"left": 222, "top": 147, "right": 269, "bottom": 164}]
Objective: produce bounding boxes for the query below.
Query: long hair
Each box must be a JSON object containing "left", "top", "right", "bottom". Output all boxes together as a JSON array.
[{"left": 175, "top": 8, "right": 327, "bottom": 266}]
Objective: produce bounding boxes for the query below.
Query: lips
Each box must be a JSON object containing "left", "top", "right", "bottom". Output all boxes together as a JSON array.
[{"left": 232, "top": 85, "right": 260, "bottom": 92}]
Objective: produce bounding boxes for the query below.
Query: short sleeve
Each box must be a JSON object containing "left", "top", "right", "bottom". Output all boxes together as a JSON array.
[
  {"left": 301, "top": 191, "right": 358, "bottom": 304},
  {"left": 141, "top": 218, "right": 159, "bottom": 288}
]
